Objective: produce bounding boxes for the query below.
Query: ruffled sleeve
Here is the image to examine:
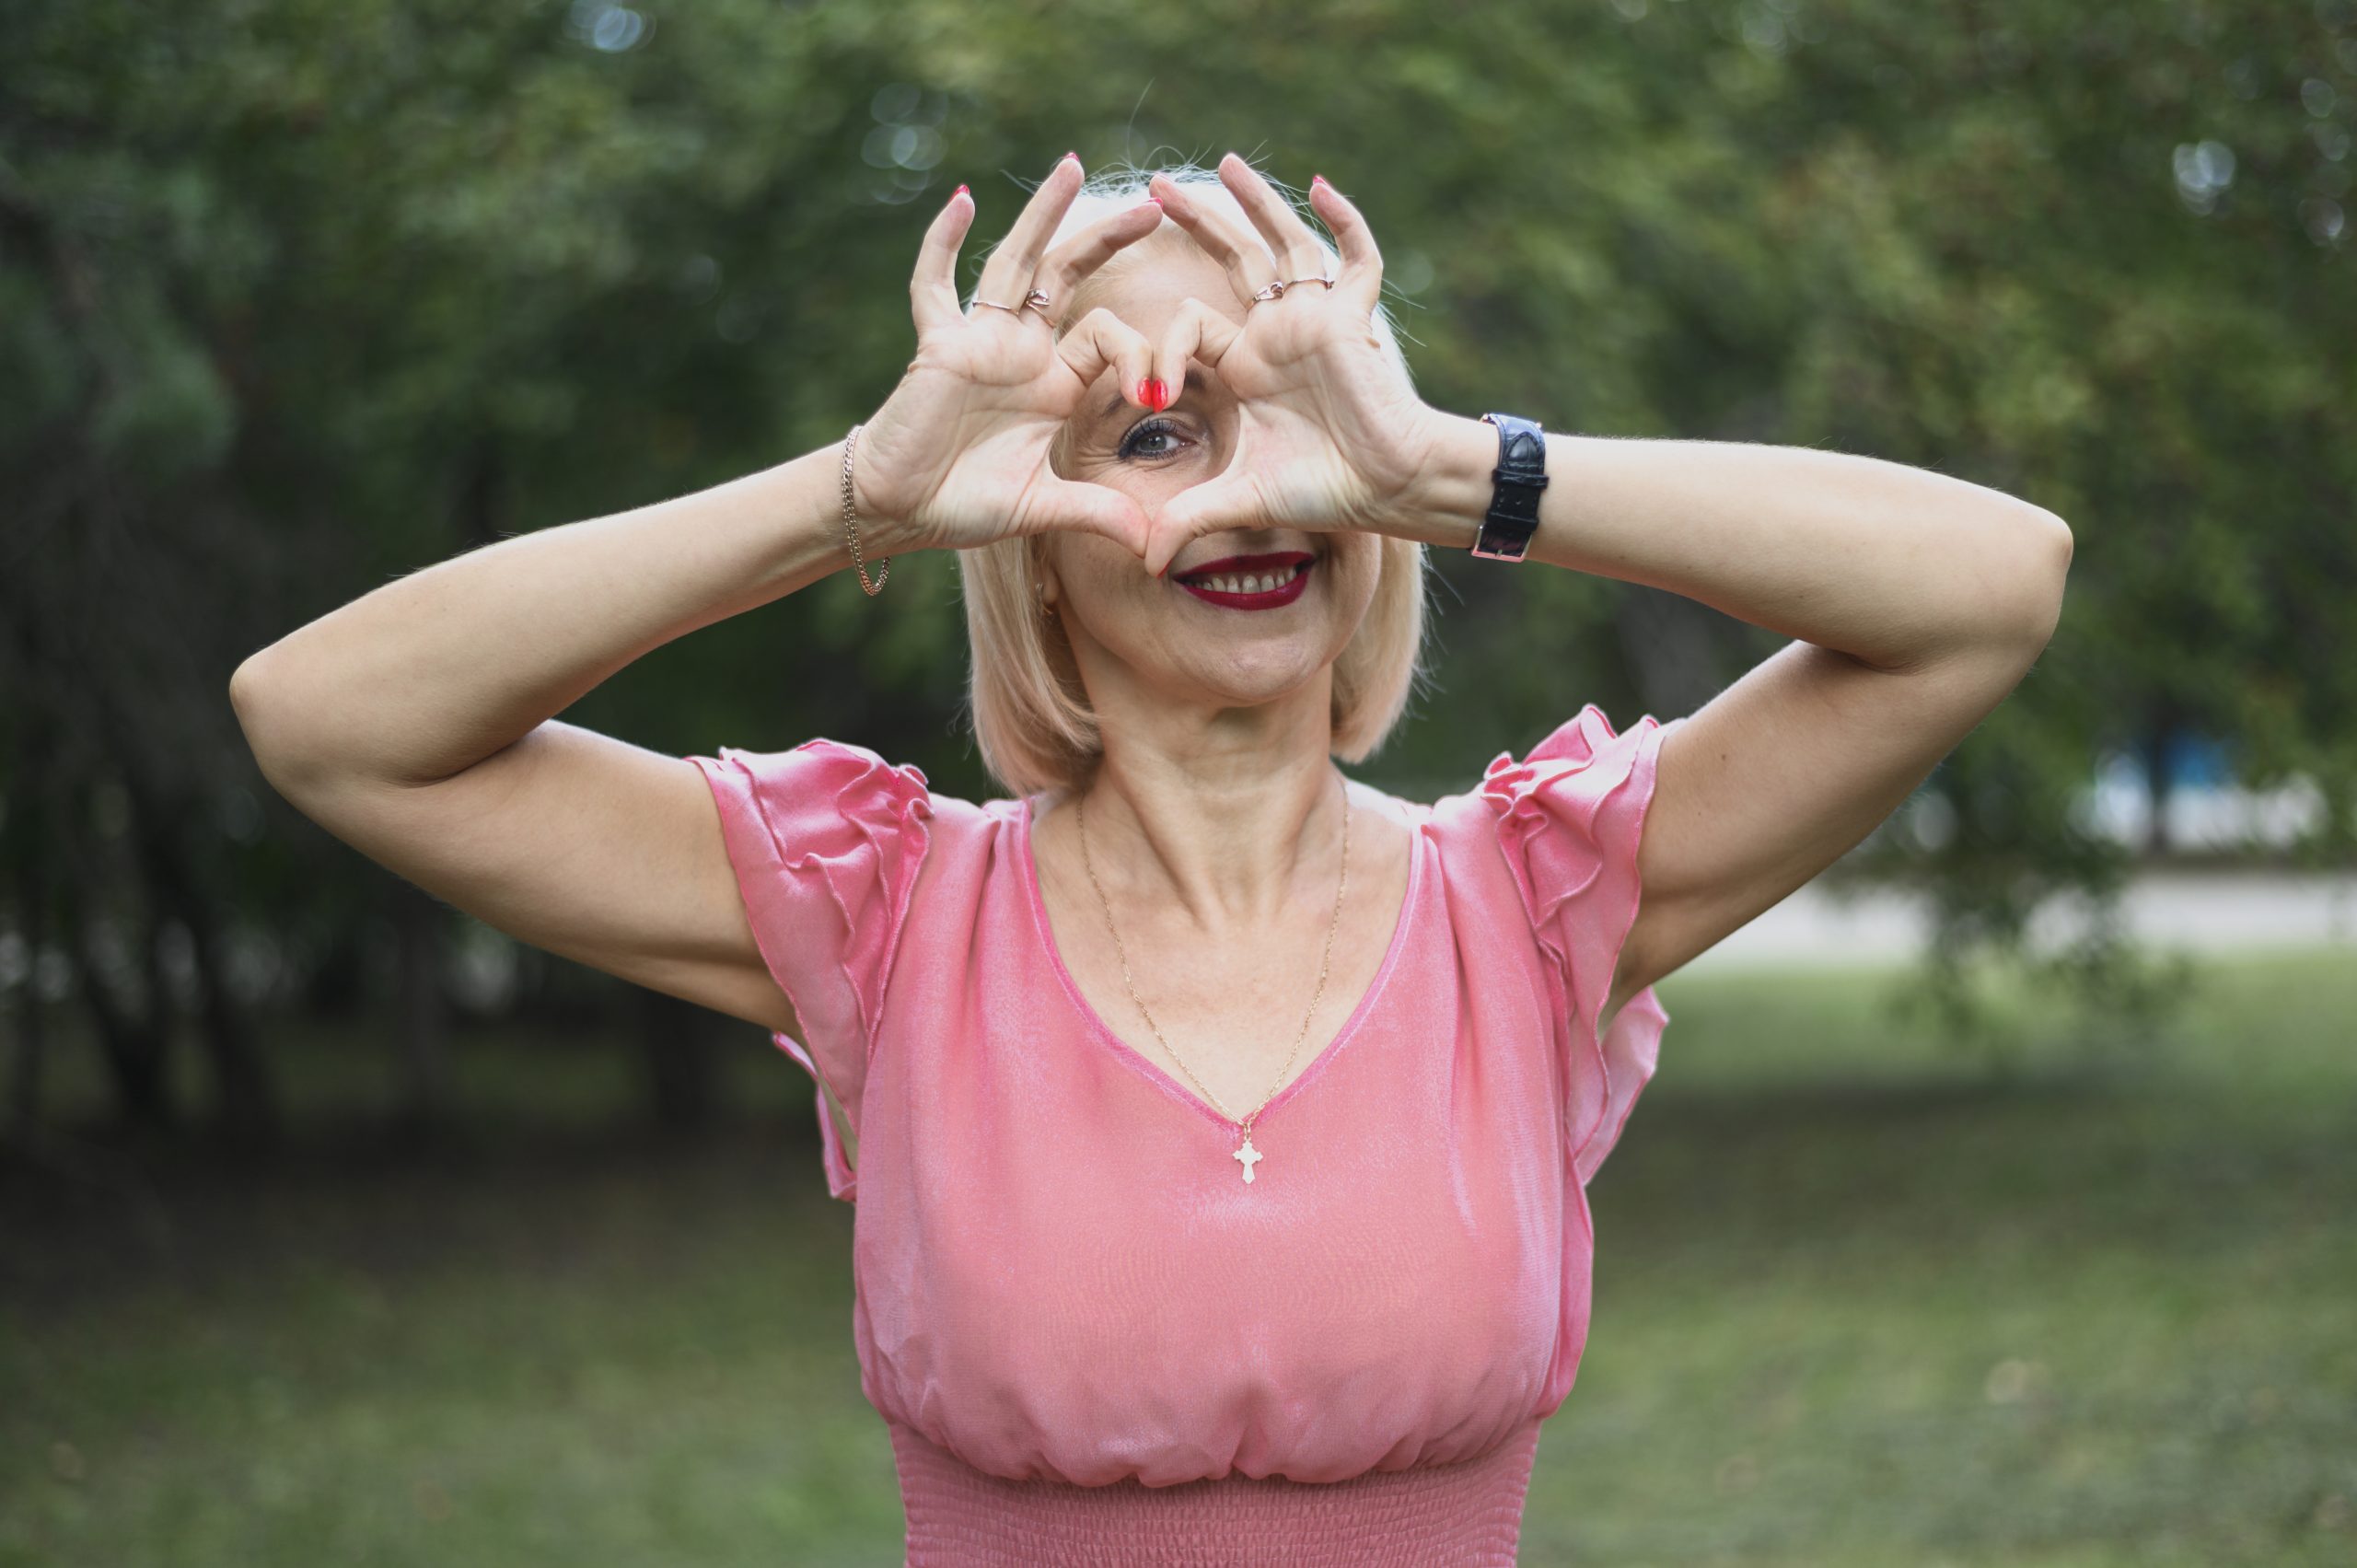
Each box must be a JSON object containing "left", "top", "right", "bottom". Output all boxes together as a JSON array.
[
  {"left": 1479, "top": 703, "right": 1683, "bottom": 1187},
  {"left": 687, "top": 738, "right": 935, "bottom": 1202}
]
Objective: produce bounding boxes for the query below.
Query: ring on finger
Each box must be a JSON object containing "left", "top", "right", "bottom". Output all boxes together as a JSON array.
[
  {"left": 1283, "top": 273, "right": 1336, "bottom": 291},
  {"left": 1247, "top": 277, "right": 1288, "bottom": 307},
  {"left": 973, "top": 286, "right": 1054, "bottom": 320}
]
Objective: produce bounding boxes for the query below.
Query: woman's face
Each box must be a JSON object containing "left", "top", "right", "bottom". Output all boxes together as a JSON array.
[{"left": 1045, "top": 236, "right": 1381, "bottom": 721}]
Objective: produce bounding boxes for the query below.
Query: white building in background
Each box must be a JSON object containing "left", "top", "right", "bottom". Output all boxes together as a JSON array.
[{"left": 1695, "top": 743, "right": 2357, "bottom": 973}]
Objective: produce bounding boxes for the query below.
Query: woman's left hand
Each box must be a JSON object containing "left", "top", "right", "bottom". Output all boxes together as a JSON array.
[{"left": 1135, "top": 156, "right": 1462, "bottom": 578}]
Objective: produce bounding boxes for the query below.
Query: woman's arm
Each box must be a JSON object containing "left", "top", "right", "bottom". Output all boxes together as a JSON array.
[
  {"left": 1408, "top": 418, "right": 2076, "bottom": 1022},
  {"left": 229, "top": 446, "right": 887, "bottom": 1034},
  {"left": 229, "top": 156, "right": 1168, "bottom": 1036},
  {"left": 1107, "top": 157, "right": 2068, "bottom": 1022}
]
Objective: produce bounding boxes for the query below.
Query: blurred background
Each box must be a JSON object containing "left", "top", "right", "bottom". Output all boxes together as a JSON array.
[{"left": 5, "top": 1, "right": 2353, "bottom": 1563}]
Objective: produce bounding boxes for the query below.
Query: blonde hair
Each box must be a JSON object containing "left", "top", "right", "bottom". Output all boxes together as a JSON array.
[{"left": 958, "top": 158, "right": 1432, "bottom": 798}]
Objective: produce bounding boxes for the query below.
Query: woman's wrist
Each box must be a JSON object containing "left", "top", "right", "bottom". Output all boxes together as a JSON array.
[
  {"left": 764, "top": 424, "right": 933, "bottom": 585},
  {"left": 1382, "top": 410, "right": 1496, "bottom": 551}
]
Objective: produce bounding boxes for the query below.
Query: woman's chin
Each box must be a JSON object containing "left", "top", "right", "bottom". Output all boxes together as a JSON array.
[{"left": 1156, "top": 644, "right": 1335, "bottom": 712}]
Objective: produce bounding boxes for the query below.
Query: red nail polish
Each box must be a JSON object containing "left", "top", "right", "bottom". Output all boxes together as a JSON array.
[
  {"left": 1141, "top": 377, "right": 1170, "bottom": 412},
  {"left": 954, "top": 183, "right": 970, "bottom": 199}
]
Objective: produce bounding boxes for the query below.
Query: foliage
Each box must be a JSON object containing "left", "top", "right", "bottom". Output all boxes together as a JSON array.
[{"left": 3, "top": 0, "right": 2351, "bottom": 1128}]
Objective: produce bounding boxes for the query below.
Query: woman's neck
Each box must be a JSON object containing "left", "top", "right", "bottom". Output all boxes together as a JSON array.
[{"left": 1076, "top": 689, "right": 1346, "bottom": 934}]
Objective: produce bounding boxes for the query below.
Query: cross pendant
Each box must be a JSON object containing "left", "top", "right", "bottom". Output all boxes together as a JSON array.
[{"left": 1233, "top": 1133, "right": 1263, "bottom": 1184}]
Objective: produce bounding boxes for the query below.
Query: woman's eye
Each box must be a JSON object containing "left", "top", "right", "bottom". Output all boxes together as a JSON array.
[{"left": 1118, "top": 416, "right": 1185, "bottom": 462}]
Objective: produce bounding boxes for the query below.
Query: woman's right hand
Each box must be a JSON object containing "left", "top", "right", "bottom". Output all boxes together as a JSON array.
[{"left": 851, "top": 154, "right": 1169, "bottom": 559}]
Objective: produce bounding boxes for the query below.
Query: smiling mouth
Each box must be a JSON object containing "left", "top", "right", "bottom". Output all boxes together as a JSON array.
[{"left": 1171, "top": 552, "right": 1317, "bottom": 610}]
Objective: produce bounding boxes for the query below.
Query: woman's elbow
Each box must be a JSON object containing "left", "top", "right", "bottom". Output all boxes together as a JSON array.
[
  {"left": 228, "top": 649, "right": 332, "bottom": 800},
  {"left": 1993, "top": 505, "right": 2073, "bottom": 652}
]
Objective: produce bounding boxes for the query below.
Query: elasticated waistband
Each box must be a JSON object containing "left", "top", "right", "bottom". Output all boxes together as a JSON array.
[{"left": 888, "top": 1417, "right": 1541, "bottom": 1566}]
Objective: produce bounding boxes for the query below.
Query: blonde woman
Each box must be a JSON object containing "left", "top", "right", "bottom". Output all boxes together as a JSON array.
[{"left": 231, "top": 151, "right": 2072, "bottom": 1564}]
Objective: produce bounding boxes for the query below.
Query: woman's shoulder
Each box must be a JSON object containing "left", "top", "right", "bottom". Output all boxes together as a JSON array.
[
  {"left": 1403, "top": 703, "right": 1681, "bottom": 906},
  {"left": 693, "top": 735, "right": 1024, "bottom": 828}
]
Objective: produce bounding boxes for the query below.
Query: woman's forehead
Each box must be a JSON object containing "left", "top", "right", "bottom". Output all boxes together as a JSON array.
[{"left": 1070, "top": 238, "right": 1242, "bottom": 331}]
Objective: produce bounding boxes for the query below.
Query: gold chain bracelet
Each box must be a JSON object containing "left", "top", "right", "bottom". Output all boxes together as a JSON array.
[{"left": 841, "top": 423, "right": 888, "bottom": 597}]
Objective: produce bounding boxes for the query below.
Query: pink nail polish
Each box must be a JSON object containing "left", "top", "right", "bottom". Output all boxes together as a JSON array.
[
  {"left": 954, "top": 183, "right": 970, "bottom": 199},
  {"left": 1312, "top": 173, "right": 1328, "bottom": 190}
]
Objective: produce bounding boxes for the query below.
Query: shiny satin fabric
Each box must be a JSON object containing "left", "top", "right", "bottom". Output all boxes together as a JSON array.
[{"left": 687, "top": 703, "right": 1679, "bottom": 1561}]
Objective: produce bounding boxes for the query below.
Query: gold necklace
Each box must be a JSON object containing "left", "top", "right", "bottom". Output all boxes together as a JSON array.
[{"left": 1074, "top": 771, "right": 1352, "bottom": 1185}]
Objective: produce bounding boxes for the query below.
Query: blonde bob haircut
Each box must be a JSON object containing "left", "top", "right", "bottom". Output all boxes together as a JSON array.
[{"left": 958, "top": 158, "right": 1432, "bottom": 799}]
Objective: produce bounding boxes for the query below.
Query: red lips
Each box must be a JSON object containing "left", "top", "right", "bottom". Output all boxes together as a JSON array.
[
  {"left": 1171, "top": 552, "right": 1317, "bottom": 610},
  {"left": 1177, "top": 552, "right": 1311, "bottom": 579}
]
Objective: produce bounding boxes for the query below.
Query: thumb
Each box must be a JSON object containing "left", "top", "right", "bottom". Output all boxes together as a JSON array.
[
  {"left": 1037, "top": 475, "right": 1150, "bottom": 559},
  {"left": 1144, "top": 470, "right": 1264, "bottom": 579}
]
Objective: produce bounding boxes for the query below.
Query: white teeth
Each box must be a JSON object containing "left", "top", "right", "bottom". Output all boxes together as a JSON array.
[{"left": 1186, "top": 567, "right": 1305, "bottom": 597}]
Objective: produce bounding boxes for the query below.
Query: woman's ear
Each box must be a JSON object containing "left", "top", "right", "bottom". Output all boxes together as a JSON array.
[{"left": 1033, "top": 540, "right": 1062, "bottom": 616}]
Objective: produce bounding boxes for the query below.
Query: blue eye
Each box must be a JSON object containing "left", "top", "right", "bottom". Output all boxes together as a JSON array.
[{"left": 1118, "top": 416, "right": 1185, "bottom": 462}]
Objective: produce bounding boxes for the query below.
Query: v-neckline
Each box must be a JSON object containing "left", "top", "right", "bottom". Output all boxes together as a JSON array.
[{"left": 1014, "top": 783, "right": 1424, "bottom": 1137}]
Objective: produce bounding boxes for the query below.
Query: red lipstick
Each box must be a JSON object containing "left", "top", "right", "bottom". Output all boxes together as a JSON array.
[{"left": 1171, "top": 551, "right": 1316, "bottom": 611}]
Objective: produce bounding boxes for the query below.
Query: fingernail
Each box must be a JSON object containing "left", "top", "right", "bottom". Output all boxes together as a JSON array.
[
  {"left": 1140, "top": 377, "right": 1169, "bottom": 411},
  {"left": 1312, "top": 173, "right": 1328, "bottom": 190},
  {"left": 1062, "top": 150, "right": 1079, "bottom": 165},
  {"left": 953, "top": 183, "right": 970, "bottom": 199}
]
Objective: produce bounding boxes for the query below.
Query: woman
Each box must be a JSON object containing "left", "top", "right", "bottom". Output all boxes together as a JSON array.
[{"left": 230, "top": 151, "right": 2073, "bottom": 1563}]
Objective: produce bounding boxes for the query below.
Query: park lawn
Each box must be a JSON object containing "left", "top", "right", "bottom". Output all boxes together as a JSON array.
[{"left": 4, "top": 949, "right": 2353, "bottom": 1566}]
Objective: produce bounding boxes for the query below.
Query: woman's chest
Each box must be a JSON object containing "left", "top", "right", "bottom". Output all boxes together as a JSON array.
[{"left": 848, "top": 913, "right": 1574, "bottom": 1474}]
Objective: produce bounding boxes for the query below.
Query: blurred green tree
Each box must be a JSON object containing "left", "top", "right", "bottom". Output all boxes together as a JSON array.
[{"left": 4, "top": 0, "right": 2349, "bottom": 1136}]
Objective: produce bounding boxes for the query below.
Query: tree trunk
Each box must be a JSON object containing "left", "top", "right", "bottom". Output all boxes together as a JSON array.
[
  {"left": 637, "top": 985, "right": 722, "bottom": 1132},
  {"left": 2142, "top": 716, "right": 2174, "bottom": 858},
  {"left": 392, "top": 881, "right": 453, "bottom": 1132}
]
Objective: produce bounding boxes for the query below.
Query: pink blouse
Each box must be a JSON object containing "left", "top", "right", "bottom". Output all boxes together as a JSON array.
[{"left": 688, "top": 703, "right": 1682, "bottom": 1566}]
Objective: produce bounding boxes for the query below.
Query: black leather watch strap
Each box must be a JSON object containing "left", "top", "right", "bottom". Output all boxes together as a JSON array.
[{"left": 1471, "top": 412, "right": 1549, "bottom": 562}]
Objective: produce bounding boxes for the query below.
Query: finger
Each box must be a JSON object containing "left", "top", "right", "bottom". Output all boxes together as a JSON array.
[
  {"left": 1145, "top": 171, "right": 1283, "bottom": 309},
  {"left": 1150, "top": 467, "right": 1263, "bottom": 558},
  {"left": 1055, "top": 307, "right": 1157, "bottom": 413},
  {"left": 1215, "top": 152, "right": 1329, "bottom": 281},
  {"left": 973, "top": 151, "right": 1083, "bottom": 313},
  {"left": 1150, "top": 298, "right": 1244, "bottom": 409},
  {"left": 1031, "top": 195, "right": 1166, "bottom": 328},
  {"left": 1143, "top": 469, "right": 1264, "bottom": 579},
  {"left": 1306, "top": 173, "right": 1385, "bottom": 316},
  {"left": 1038, "top": 474, "right": 1149, "bottom": 558},
  {"left": 911, "top": 183, "right": 976, "bottom": 338}
]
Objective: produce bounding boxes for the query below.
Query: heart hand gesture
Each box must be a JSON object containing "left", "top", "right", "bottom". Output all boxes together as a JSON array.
[
  {"left": 851, "top": 154, "right": 1172, "bottom": 559},
  {"left": 1132, "top": 155, "right": 1460, "bottom": 579}
]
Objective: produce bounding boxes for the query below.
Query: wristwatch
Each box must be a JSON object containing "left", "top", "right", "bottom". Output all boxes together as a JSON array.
[{"left": 1470, "top": 412, "right": 1550, "bottom": 562}]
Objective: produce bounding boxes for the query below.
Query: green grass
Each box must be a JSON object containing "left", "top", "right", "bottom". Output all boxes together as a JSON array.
[{"left": 5, "top": 950, "right": 2354, "bottom": 1565}]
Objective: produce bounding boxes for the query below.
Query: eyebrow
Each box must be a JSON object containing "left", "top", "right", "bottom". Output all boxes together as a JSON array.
[{"left": 1097, "top": 366, "right": 1209, "bottom": 422}]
